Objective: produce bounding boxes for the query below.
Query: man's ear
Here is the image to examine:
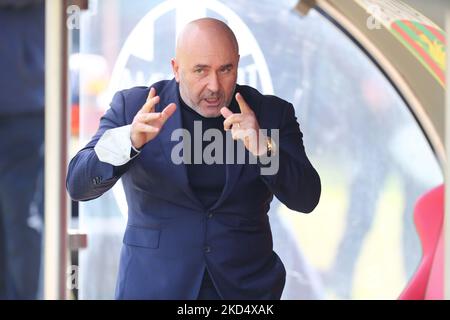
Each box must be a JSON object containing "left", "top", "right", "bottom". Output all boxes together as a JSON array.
[{"left": 171, "top": 58, "right": 180, "bottom": 82}]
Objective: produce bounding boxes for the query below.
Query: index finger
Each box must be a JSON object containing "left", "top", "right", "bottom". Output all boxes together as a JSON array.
[
  {"left": 147, "top": 87, "right": 156, "bottom": 102},
  {"left": 140, "top": 87, "right": 159, "bottom": 113},
  {"left": 236, "top": 92, "right": 252, "bottom": 114}
]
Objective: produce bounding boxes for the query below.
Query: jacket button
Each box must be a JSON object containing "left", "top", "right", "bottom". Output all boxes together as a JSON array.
[
  {"left": 207, "top": 212, "right": 213, "bottom": 218},
  {"left": 204, "top": 246, "right": 211, "bottom": 253}
]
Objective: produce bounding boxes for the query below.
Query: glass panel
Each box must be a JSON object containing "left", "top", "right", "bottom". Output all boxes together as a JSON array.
[{"left": 73, "top": 0, "right": 443, "bottom": 299}]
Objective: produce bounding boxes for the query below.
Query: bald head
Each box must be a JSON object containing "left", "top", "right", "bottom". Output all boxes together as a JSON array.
[
  {"left": 171, "top": 18, "right": 240, "bottom": 118},
  {"left": 176, "top": 18, "right": 239, "bottom": 59}
]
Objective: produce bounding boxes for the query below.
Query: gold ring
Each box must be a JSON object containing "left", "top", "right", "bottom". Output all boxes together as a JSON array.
[{"left": 236, "top": 123, "right": 240, "bottom": 128}]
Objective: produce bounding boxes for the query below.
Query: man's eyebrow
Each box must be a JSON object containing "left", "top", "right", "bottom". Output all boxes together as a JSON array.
[
  {"left": 193, "top": 64, "right": 210, "bottom": 69},
  {"left": 220, "top": 63, "right": 234, "bottom": 69},
  {"left": 192, "top": 63, "right": 234, "bottom": 69}
]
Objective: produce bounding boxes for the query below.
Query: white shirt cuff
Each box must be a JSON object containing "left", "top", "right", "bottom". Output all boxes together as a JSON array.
[{"left": 94, "top": 125, "right": 140, "bottom": 166}]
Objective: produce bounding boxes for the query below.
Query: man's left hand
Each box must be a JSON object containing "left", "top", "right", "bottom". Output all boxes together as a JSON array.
[{"left": 220, "top": 92, "right": 269, "bottom": 157}]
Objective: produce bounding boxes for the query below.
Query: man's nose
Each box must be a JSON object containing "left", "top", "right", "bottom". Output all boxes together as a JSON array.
[{"left": 207, "top": 72, "right": 220, "bottom": 93}]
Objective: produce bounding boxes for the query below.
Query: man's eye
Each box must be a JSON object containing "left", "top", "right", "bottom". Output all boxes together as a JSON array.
[
  {"left": 220, "top": 67, "right": 232, "bottom": 73},
  {"left": 194, "top": 69, "right": 204, "bottom": 74}
]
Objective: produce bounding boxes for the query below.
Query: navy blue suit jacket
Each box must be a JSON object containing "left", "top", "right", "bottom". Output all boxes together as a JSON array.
[
  {"left": 66, "top": 79, "right": 321, "bottom": 299},
  {"left": 0, "top": 0, "right": 45, "bottom": 115}
]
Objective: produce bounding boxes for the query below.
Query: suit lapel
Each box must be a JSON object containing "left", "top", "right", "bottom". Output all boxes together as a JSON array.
[
  {"left": 209, "top": 93, "right": 246, "bottom": 211},
  {"left": 209, "top": 159, "right": 244, "bottom": 211},
  {"left": 154, "top": 79, "right": 204, "bottom": 209},
  {"left": 212, "top": 86, "right": 263, "bottom": 210}
]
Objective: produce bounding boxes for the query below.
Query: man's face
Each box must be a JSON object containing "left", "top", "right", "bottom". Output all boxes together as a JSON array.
[{"left": 172, "top": 33, "right": 239, "bottom": 118}]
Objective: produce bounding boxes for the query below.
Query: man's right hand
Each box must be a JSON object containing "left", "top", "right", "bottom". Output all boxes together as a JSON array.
[{"left": 130, "top": 87, "right": 177, "bottom": 149}]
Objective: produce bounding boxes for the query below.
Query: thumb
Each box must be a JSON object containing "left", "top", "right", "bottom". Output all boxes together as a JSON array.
[{"left": 220, "top": 107, "right": 233, "bottom": 118}]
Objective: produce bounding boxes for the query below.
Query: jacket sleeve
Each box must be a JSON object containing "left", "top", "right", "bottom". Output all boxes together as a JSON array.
[
  {"left": 66, "top": 91, "right": 134, "bottom": 201},
  {"left": 259, "top": 102, "right": 321, "bottom": 213}
]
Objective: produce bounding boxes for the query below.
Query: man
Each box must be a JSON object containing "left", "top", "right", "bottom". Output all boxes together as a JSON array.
[
  {"left": 67, "top": 18, "right": 321, "bottom": 299},
  {"left": 0, "top": 0, "right": 45, "bottom": 299}
]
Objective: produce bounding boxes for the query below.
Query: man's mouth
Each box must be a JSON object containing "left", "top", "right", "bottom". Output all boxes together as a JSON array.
[{"left": 204, "top": 97, "right": 221, "bottom": 106}]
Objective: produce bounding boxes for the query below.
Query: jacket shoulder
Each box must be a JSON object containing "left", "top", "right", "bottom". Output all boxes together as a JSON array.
[
  {"left": 237, "top": 84, "right": 291, "bottom": 108},
  {"left": 236, "top": 84, "right": 292, "bottom": 120},
  {"left": 120, "top": 80, "right": 172, "bottom": 100},
  {"left": 112, "top": 80, "right": 173, "bottom": 121}
]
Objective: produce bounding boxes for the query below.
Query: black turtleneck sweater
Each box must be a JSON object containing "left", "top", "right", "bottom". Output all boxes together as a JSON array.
[{"left": 179, "top": 98, "right": 227, "bottom": 210}]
